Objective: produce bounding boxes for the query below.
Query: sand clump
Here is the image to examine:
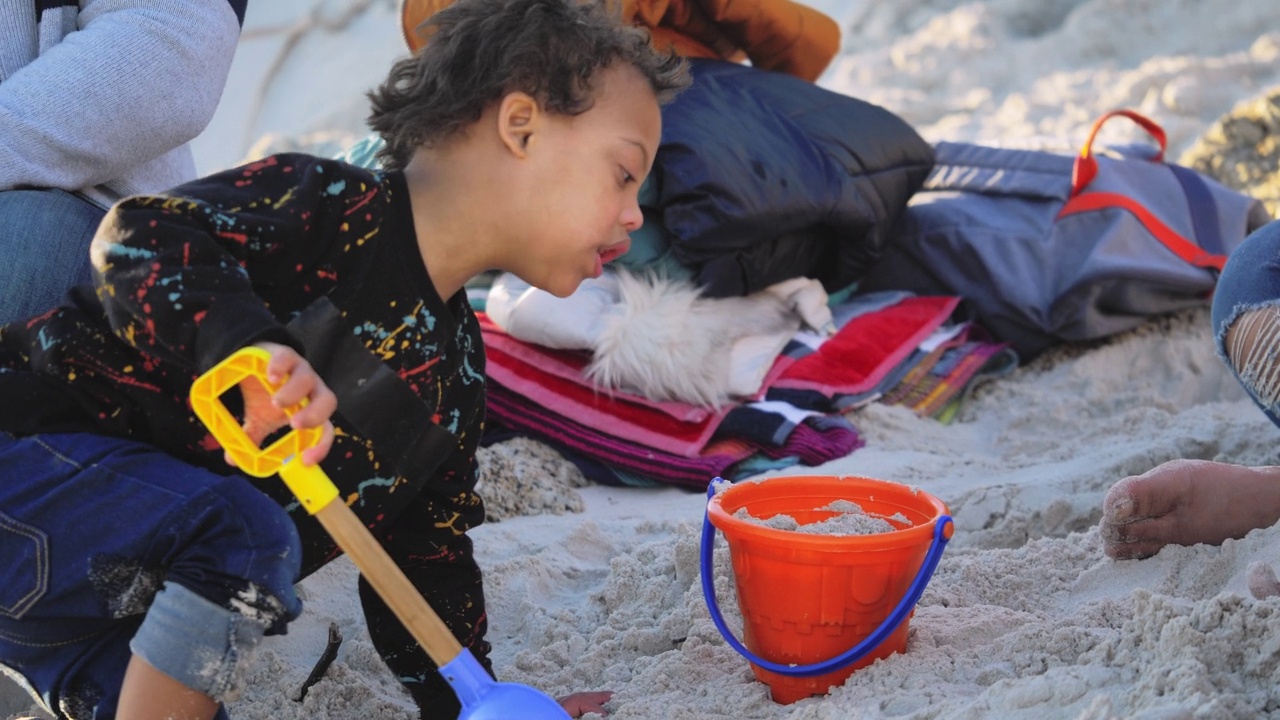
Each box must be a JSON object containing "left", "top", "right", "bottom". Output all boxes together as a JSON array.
[
  {"left": 474, "top": 437, "right": 589, "bottom": 522},
  {"left": 734, "top": 500, "right": 905, "bottom": 535}
]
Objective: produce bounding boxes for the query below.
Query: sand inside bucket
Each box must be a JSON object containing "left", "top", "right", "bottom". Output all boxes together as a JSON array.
[{"left": 732, "top": 499, "right": 910, "bottom": 536}]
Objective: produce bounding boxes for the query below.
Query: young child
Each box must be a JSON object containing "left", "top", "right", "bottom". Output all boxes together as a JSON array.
[{"left": 0, "top": 0, "right": 689, "bottom": 717}]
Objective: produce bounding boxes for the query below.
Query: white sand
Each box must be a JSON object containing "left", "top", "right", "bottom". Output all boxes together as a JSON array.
[
  {"left": 220, "top": 309, "right": 1280, "bottom": 720},
  {"left": 6, "top": 1, "right": 1280, "bottom": 718}
]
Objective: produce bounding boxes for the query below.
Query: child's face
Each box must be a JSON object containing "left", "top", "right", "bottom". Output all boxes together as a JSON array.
[{"left": 508, "top": 63, "right": 662, "bottom": 298}]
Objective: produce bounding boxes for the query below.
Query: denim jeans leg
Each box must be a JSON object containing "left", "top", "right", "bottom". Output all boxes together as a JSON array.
[
  {"left": 0, "top": 432, "right": 303, "bottom": 719},
  {"left": 0, "top": 189, "right": 102, "bottom": 325},
  {"left": 1211, "top": 220, "right": 1280, "bottom": 429}
]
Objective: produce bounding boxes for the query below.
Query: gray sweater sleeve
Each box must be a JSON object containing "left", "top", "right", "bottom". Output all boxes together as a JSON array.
[{"left": 0, "top": 0, "right": 241, "bottom": 193}]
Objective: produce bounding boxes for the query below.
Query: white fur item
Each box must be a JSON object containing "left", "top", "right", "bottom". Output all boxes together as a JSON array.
[{"left": 586, "top": 272, "right": 823, "bottom": 407}]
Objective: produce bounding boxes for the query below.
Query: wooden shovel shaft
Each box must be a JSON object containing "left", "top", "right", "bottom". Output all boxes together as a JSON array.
[
  {"left": 313, "top": 499, "right": 464, "bottom": 666},
  {"left": 189, "top": 348, "right": 467, "bottom": 670}
]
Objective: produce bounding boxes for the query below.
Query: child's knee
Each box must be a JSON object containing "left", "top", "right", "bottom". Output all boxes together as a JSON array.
[
  {"left": 165, "top": 477, "right": 303, "bottom": 628},
  {"left": 137, "top": 481, "right": 303, "bottom": 703},
  {"left": 129, "top": 581, "right": 275, "bottom": 702}
]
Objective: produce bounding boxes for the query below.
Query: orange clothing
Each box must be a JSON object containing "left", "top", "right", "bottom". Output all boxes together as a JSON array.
[{"left": 399, "top": 0, "right": 840, "bottom": 82}]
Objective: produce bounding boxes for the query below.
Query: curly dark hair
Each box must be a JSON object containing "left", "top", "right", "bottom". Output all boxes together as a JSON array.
[{"left": 367, "top": 0, "right": 690, "bottom": 171}]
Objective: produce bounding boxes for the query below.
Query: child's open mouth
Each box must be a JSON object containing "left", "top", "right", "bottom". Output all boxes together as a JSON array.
[{"left": 597, "top": 240, "right": 630, "bottom": 266}]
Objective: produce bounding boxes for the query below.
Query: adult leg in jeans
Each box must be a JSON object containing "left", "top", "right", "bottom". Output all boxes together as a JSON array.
[
  {"left": 0, "top": 432, "right": 303, "bottom": 719},
  {"left": 0, "top": 189, "right": 101, "bottom": 325},
  {"left": 1101, "top": 220, "right": 1280, "bottom": 569}
]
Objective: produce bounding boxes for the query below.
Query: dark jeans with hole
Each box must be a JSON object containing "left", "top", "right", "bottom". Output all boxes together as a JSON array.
[
  {"left": 1212, "top": 219, "right": 1280, "bottom": 428},
  {"left": 0, "top": 432, "right": 303, "bottom": 719}
]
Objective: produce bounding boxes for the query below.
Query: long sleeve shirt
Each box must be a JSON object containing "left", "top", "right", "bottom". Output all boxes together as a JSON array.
[
  {"left": 0, "top": 153, "right": 489, "bottom": 577},
  {"left": 0, "top": 0, "right": 246, "bottom": 206}
]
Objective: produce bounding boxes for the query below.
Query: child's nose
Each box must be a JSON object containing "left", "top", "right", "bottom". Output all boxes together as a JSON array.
[{"left": 620, "top": 201, "right": 643, "bottom": 232}]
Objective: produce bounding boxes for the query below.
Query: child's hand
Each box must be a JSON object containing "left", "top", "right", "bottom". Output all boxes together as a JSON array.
[
  {"left": 231, "top": 341, "right": 338, "bottom": 468},
  {"left": 557, "top": 691, "right": 613, "bottom": 717}
]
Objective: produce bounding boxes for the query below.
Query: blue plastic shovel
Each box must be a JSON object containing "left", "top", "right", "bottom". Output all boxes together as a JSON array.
[{"left": 191, "top": 347, "right": 569, "bottom": 719}]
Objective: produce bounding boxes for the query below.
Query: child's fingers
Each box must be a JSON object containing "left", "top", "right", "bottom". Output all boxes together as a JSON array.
[
  {"left": 249, "top": 342, "right": 337, "bottom": 466},
  {"left": 284, "top": 375, "right": 337, "bottom": 430},
  {"left": 252, "top": 342, "right": 337, "bottom": 427},
  {"left": 557, "top": 691, "right": 614, "bottom": 717},
  {"left": 256, "top": 341, "right": 300, "bottom": 385},
  {"left": 264, "top": 354, "right": 314, "bottom": 410},
  {"left": 298, "top": 421, "right": 336, "bottom": 467}
]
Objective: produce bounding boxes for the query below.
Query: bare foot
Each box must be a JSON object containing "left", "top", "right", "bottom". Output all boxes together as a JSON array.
[{"left": 1101, "top": 459, "right": 1280, "bottom": 559}]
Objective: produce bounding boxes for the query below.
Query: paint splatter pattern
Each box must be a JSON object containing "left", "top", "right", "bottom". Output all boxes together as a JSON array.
[{"left": 0, "top": 153, "right": 494, "bottom": 695}]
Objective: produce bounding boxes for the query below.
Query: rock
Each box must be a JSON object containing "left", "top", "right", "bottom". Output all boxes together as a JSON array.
[
  {"left": 474, "top": 437, "right": 589, "bottom": 522},
  {"left": 1179, "top": 86, "right": 1280, "bottom": 218}
]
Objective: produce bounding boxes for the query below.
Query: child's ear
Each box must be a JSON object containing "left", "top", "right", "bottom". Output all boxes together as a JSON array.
[{"left": 496, "top": 91, "right": 539, "bottom": 158}]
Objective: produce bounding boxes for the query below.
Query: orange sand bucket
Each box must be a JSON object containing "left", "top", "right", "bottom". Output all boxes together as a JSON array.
[{"left": 700, "top": 475, "right": 954, "bottom": 704}]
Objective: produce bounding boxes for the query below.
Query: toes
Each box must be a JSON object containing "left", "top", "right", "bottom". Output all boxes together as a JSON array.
[
  {"left": 1247, "top": 561, "right": 1280, "bottom": 600},
  {"left": 1102, "top": 524, "right": 1170, "bottom": 560},
  {"left": 1100, "top": 460, "right": 1211, "bottom": 559},
  {"left": 1102, "top": 477, "right": 1141, "bottom": 525},
  {"left": 1106, "top": 460, "right": 1205, "bottom": 523},
  {"left": 1101, "top": 486, "right": 1185, "bottom": 559},
  {"left": 1101, "top": 478, "right": 1152, "bottom": 558}
]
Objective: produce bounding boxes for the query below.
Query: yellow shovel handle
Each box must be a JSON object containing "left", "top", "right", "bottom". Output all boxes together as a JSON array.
[
  {"left": 189, "top": 346, "right": 324, "bottom": 481},
  {"left": 277, "top": 455, "right": 340, "bottom": 515},
  {"left": 192, "top": 347, "right": 464, "bottom": 666}
]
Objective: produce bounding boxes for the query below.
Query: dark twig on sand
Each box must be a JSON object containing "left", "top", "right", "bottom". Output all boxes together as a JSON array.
[{"left": 296, "top": 622, "right": 343, "bottom": 702}]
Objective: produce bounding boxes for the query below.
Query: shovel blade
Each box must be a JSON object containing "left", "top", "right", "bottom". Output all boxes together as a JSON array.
[{"left": 443, "top": 650, "right": 570, "bottom": 720}]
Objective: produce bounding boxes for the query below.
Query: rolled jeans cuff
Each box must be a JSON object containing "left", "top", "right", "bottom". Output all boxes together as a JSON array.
[{"left": 128, "top": 581, "right": 270, "bottom": 701}]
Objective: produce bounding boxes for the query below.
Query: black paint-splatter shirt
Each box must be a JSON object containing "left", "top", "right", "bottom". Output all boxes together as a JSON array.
[{"left": 0, "top": 153, "right": 494, "bottom": 691}]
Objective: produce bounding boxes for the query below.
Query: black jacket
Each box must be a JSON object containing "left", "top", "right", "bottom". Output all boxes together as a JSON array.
[{"left": 650, "top": 59, "right": 935, "bottom": 297}]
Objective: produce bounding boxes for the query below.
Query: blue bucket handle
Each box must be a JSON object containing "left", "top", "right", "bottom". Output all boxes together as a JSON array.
[{"left": 699, "top": 480, "right": 953, "bottom": 678}]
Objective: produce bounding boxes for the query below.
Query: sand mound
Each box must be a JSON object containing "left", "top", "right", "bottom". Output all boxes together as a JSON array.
[{"left": 1181, "top": 86, "right": 1280, "bottom": 217}]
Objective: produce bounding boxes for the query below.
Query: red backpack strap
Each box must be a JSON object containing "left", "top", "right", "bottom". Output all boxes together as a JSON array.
[
  {"left": 1057, "top": 192, "right": 1227, "bottom": 272},
  {"left": 1070, "top": 109, "right": 1166, "bottom": 196},
  {"left": 1062, "top": 109, "right": 1225, "bottom": 273}
]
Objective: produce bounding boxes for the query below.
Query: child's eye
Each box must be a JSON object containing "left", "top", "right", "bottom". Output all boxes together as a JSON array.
[{"left": 619, "top": 167, "right": 635, "bottom": 186}]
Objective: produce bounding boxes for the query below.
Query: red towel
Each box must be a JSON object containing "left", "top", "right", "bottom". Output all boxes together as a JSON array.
[{"left": 772, "top": 295, "right": 961, "bottom": 396}]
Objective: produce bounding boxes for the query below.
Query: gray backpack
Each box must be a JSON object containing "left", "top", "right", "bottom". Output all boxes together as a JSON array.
[{"left": 861, "top": 110, "right": 1272, "bottom": 359}]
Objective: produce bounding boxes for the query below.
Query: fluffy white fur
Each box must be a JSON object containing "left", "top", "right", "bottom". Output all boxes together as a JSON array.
[{"left": 586, "top": 272, "right": 806, "bottom": 407}]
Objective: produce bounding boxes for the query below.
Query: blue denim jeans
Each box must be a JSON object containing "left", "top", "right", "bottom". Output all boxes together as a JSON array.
[
  {"left": 0, "top": 432, "right": 303, "bottom": 719},
  {"left": 1211, "top": 219, "right": 1280, "bottom": 429},
  {"left": 0, "top": 189, "right": 101, "bottom": 325}
]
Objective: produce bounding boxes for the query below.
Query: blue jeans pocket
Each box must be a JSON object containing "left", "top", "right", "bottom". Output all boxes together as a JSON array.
[{"left": 0, "top": 512, "right": 49, "bottom": 620}]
